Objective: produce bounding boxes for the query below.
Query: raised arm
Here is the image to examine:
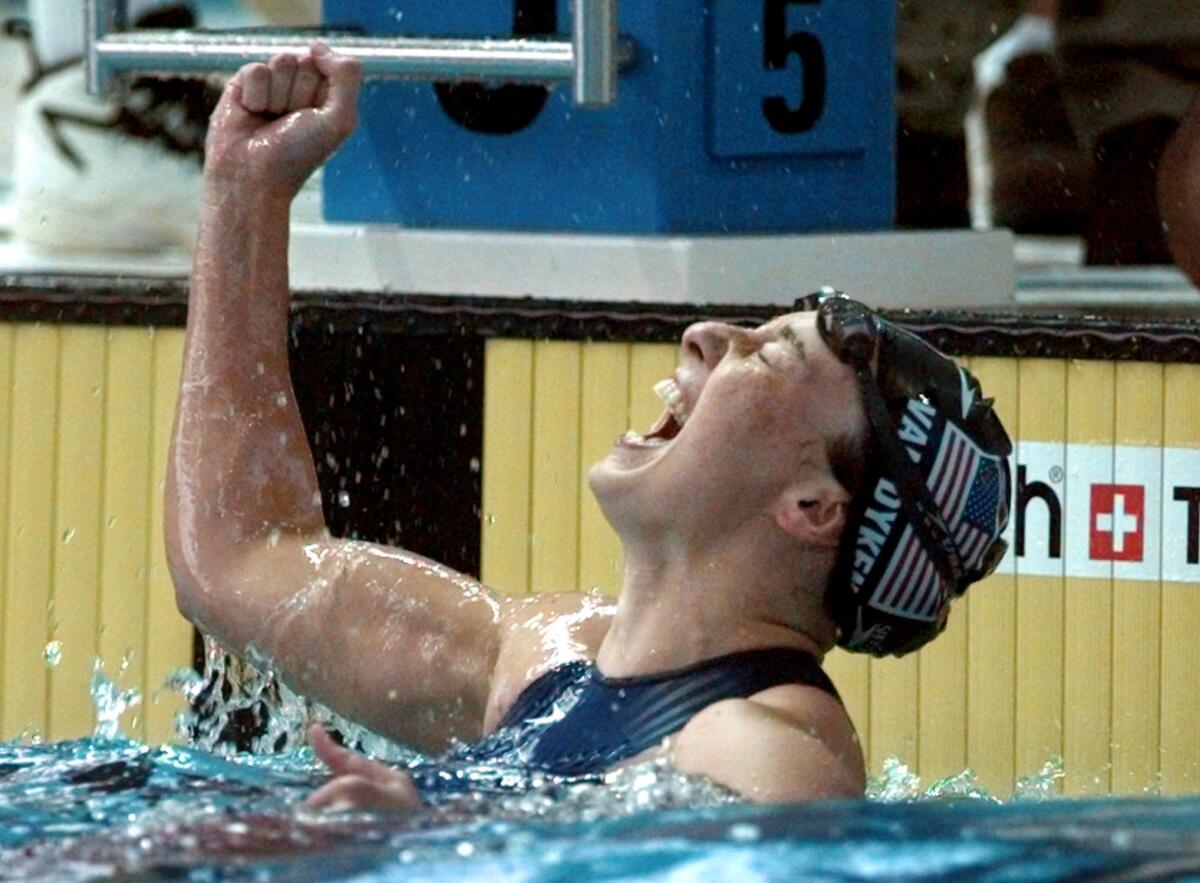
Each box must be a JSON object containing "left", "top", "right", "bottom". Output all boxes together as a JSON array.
[{"left": 165, "top": 46, "right": 502, "bottom": 752}]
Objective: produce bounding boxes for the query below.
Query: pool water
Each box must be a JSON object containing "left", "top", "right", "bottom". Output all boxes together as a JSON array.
[
  {"left": 3, "top": 735, "right": 1200, "bottom": 881},
  {"left": 3, "top": 653, "right": 1199, "bottom": 881}
]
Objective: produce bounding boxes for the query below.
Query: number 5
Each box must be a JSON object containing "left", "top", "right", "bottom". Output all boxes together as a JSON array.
[{"left": 762, "top": 0, "right": 826, "bottom": 134}]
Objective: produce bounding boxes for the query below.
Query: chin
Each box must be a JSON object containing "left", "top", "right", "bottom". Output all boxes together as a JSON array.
[{"left": 587, "top": 456, "right": 655, "bottom": 540}]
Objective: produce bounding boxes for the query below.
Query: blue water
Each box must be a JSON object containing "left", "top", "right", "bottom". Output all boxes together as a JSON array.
[{"left": 4, "top": 736, "right": 1200, "bottom": 881}]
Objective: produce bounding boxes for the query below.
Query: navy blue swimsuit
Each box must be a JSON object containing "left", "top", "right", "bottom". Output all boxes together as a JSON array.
[{"left": 408, "top": 647, "right": 839, "bottom": 799}]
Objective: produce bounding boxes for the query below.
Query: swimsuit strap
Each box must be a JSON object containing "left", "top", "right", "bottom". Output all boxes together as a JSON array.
[{"left": 500, "top": 646, "right": 839, "bottom": 773}]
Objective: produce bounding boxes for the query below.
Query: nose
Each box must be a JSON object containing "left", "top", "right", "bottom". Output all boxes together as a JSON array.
[{"left": 681, "top": 322, "right": 748, "bottom": 371}]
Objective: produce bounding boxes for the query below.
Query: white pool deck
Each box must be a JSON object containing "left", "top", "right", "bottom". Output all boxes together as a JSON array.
[{"left": 1, "top": 182, "right": 1198, "bottom": 312}]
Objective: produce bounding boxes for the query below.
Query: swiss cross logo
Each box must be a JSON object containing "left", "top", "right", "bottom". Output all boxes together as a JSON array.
[{"left": 1090, "top": 484, "right": 1145, "bottom": 562}]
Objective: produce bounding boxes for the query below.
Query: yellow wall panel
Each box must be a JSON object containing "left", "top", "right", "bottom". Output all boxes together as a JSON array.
[
  {"left": 144, "top": 331, "right": 193, "bottom": 745},
  {"left": 1161, "top": 363, "right": 1200, "bottom": 793},
  {"left": 1015, "top": 359, "right": 1066, "bottom": 789},
  {"left": 1062, "top": 360, "right": 1115, "bottom": 795},
  {"left": 965, "top": 357, "right": 1018, "bottom": 795},
  {"left": 869, "top": 654, "right": 918, "bottom": 774},
  {"left": 48, "top": 328, "right": 107, "bottom": 741},
  {"left": 481, "top": 340, "right": 534, "bottom": 594},
  {"left": 918, "top": 596, "right": 968, "bottom": 782},
  {"left": 2, "top": 325, "right": 60, "bottom": 739},
  {"left": 98, "top": 328, "right": 155, "bottom": 741},
  {"left": 1111, "top": 362, "right": 1163, "bottom": 795},
  {"left": 578, "top": 343, "right": 630, "bottom": 596},
  {"left": 530, "top": 341, "right": 582, "bottom": 594},
  {"left": 0, "top": 326, "right": 193, "bottom": 744},
  {"left": 0, "top": 327, "right": 13, "bottom": 735}
]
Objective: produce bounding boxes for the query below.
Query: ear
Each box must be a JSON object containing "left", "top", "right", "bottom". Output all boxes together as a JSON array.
[{"left": 771, "top": 473, "right": 850, "bottom": 548}]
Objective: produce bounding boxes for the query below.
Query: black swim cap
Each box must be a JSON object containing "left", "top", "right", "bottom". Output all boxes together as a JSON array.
[{"left": 799, "top": 292, "right": 1013, "bottom": 657}]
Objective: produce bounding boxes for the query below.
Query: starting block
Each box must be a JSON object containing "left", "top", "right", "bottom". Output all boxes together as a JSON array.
[{"left": 321, "top": 0, "right": 896, "bottom": 234}]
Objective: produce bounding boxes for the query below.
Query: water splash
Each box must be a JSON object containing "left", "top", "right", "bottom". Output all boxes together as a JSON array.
[
  {"left": 175, "top": 636, "right": 419, "bottom": 764},
  {"left": 868, "top": 755, "right": 1061, "bottom": 804},
  {"left": 866, "top": 757, "right": 924, "bottom": 801},
  {"left": 1012, "top": 756, "right": 1065, "bottom": 802},
  {"left": 90, "top": 659, "right": 142, "bottom": 742}
]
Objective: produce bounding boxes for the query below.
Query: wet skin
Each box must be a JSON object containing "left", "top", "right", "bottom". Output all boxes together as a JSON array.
[{"left": 167, "top": 45, "right": 868, "bottom": 814}]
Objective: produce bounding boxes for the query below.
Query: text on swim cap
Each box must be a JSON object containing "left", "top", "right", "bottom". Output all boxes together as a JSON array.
[
  {"left": 852, "top": 477, "right": 901, "bottom": 590},
  {"left": 899, "top": 398, "right": 937, "bottom": 463}
]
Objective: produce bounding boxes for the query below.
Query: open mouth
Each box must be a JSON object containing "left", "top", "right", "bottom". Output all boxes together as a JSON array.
[{"left": 619, "top": 378, "right": 689, "bottom": 448}]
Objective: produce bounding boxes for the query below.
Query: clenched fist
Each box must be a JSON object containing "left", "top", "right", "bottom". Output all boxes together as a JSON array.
[{"left": 204, "top": 43, "right": 362, "bottom": 199}]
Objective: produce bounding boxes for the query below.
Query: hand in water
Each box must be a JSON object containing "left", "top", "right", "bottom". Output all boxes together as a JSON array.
[
  {"left": 305, "top": 725, "right": 424, "bottom": 813},
  {"left": 205, "top": 43, "right": 362, "bottom": 199}
]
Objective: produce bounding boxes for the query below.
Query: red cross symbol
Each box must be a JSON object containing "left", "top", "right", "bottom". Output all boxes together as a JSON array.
[{"left": 1090, "top": 484, "right": 1145, "bottom": 562}]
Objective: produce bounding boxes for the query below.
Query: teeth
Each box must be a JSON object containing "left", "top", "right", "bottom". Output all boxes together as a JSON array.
[{"left": 653, "top": 378, "right": 688, "bottom": 426}]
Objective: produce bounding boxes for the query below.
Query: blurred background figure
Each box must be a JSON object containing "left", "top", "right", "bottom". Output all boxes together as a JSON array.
[
  {"left": 1056, "top": 0, "right": 1200, "bottom": 266},
  {"left": 7, "top": 1, "right": 215, "bottom": 253},
  {"left": 896, "top": 0, "right": 1022, "bottom": 229},
  {"left": 899, "top": 0, "right": 1093, "bottom": 237},
  {"left": 968, "top": 0, "right": 1091, "bottom": 237},
  {"left": 0, "top": 0, "right": 318, "bottom": 254},
  {"left": 969, "top": 0, "right": 1200, "bottom": 267}
]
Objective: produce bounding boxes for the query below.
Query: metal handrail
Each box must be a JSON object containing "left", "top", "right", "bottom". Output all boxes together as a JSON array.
[{"left": 85, "top": 0, "right": 626, "bottom": 107}]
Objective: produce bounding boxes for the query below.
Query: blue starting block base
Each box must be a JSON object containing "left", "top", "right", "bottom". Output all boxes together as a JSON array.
[{"left": 323, "top": 0, "right": 895, "bottom": 235}]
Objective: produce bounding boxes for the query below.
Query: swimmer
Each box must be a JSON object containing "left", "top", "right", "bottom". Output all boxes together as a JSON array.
[{"left": 166, "top": 45, "right": 1013, "bottom": 812}]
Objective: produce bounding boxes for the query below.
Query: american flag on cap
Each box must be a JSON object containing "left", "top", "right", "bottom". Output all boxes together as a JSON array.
[{"left": 870, "top": 416, "right": 1007, "bottom": 622}]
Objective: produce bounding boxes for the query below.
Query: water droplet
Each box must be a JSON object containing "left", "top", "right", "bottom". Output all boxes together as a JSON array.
[
  {"left": 469, "top": 457, "right": 481, "bottom": 473},
  {"left": 276, "top": 391, "right": 288, "bottom": 407},
  {"left": 337, "top": 491, "right": 351, "bottom": 508},
  {"left": 61, "top": 528, "right": 76, "bottom": 544},
  {"left": 43, "top": 641, "right": 62, "bottom": 667}
]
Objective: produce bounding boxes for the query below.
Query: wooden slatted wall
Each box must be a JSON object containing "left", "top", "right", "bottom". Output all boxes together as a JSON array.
[
  {"left": 481, "top": 341, "right": 1200, "bottom": 796},
  {"left": 0, "top": 324, "right": 191, "bottom": 744}
]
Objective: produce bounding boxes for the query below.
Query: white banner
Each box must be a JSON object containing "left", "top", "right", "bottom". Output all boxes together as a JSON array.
[{"left": 993, "top": 442, "right": 1200, "bottom": 584}]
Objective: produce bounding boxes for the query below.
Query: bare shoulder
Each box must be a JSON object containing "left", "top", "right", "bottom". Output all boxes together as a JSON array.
[
  {"left": 483, "top": 591, "right": 616, "bottom": 733},
  {"left": 670, "top": 683, "right": 866, "bottom": 803}
]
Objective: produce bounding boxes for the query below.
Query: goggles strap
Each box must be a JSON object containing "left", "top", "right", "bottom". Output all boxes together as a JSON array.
[{"left": 853, "top": 364, "right": 966, "bottom": 592}]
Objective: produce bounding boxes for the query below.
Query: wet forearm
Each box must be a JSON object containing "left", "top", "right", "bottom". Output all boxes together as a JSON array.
[{"left": 166, "top": 177, "right": 326, "bottom": 607}]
